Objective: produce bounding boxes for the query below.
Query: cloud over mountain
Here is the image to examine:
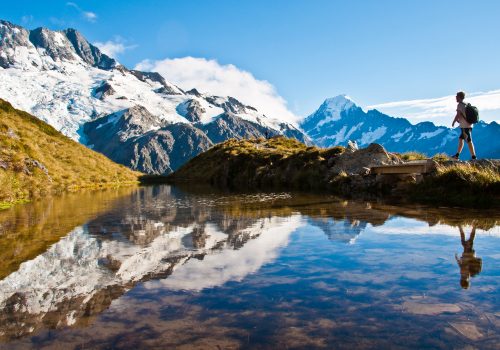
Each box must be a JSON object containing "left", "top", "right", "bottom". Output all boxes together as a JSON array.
[
  {"left": 135, "top": 57, "right": 300, "bottom": 125},
  {"left": 94, "top": 38, "right": 136, "bottom": 59}
]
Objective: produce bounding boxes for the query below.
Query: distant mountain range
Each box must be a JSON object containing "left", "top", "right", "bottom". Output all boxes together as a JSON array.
[
  {"left": 301, "top": 95, "right": 500, "bottom": 158},
  {"left": 0, "top": 20, "right": 308, "bottom": 174},
  {"left": 0, "top": 19, "right": 498, "bottom": 176}
]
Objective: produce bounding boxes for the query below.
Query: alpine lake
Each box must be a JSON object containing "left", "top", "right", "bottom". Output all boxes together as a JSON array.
[{"left": 0, "top": 185, "right": 499, "bottom": 349}]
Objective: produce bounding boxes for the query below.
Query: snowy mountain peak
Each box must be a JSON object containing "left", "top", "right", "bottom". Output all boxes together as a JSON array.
[
  {"left": 322, "top": 94, "right": 357, "bottom": 111},
  {"left": 300, "top": 94, "right": 360, "bottom": 133},
  {"left": 0, "top": 19, "right": 117, "bottom": 70}
]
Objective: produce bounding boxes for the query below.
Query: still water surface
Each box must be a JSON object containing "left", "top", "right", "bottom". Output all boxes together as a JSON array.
[{"left": 0, "top": 185, "right": 499, "bottom": 349}]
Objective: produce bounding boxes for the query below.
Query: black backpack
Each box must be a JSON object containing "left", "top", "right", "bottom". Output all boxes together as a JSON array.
[{"left": 464, "top": 103, "right": 479, "bottom": 124}]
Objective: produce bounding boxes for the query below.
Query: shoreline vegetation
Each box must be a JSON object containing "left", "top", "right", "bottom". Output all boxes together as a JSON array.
[
  {"left": 0, "top": 99, "right": 141, "bottom": 210},
  {"left": 167, "top": 137, "right": 500, "bottom": 208}
]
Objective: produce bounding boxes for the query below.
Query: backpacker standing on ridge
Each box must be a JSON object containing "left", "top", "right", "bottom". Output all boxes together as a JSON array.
[{"left": 452, "top": 91, "right": 477, "bottom": 160}]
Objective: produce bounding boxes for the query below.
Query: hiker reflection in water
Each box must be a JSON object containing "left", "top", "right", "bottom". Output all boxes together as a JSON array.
[{"left": 455, "top": 224, "right": 482, "bottom": 289}]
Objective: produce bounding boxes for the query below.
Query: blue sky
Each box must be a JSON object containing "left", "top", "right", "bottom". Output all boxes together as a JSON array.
[{"left": 2, "top": 0, "right": 499, "bottom": 124}]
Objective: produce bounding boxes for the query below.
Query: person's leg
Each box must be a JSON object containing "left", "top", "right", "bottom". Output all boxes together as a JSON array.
[
  {"left": 454, "top": 138, "right": 464, "bottom": 158},
  {"left": 464, "top": 128, "right": 476, "bottom": 159},
  {"left": 459, "top": 225, "right": 466, "bottom": 246},
  {"left": 467, "top": 141, "right": 476, "bottom": 158}
]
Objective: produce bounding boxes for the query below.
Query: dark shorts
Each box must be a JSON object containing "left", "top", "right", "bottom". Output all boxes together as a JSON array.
[{"left": 459, "top": 128, "right": 472, "bottom": 142}]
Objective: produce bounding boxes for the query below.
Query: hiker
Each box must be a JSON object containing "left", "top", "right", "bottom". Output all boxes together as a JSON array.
[
  {"left": 455, "top": 224, "right": 482, "bottom": 289},
  {"left": 451, "top": 91, "right": 477, "bottom": 160}
]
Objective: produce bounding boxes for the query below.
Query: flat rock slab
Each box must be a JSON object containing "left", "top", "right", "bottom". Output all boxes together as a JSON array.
[
  {"left": 372, "top": 160, "right": 437, "bottom": 175},
  {"left": 449, "top": 322, "right": 484, "bottom": 341},
  {"left": 402, "top": 301, "right": 461, "bottom": 315}
]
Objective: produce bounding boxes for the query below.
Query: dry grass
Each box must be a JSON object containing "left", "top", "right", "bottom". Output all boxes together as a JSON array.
[
  {"left": 400, "top": 151, "right": 428, "bottom": 161},
  {"left": 0, "top": 99, "right": 141, "bottom": 208},
  {"left": 400, "top": 152, "right": 452, "bottom": 163},
  {"left": 169, "top": 136, "right": 345, "bottom": 190},
  {"left": 413, "top": 163, "right": 500, "bottom": 207}
]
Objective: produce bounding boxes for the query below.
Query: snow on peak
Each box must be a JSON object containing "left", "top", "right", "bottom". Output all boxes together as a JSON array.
[
  {"left": 310, "top": 94, "right": 359, "bottom": 127},
  {"left": 322, "top": 94, "right": 357, "bottom": 111}
]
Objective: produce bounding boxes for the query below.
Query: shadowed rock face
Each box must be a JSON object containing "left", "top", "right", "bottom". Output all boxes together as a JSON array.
[
  {"left": 129, "top": 70, "right": 184, "bottom": 95},
  {"left": 64, "top": 29, "right": 116, "bottom": 69},
  {"left": 83, "top": 104, "right": 310, "bottom": 174},
  {"left": 181, "top": 99, "right": 206, "bottom": 123},
  {"left": 93, "top": 82, "right": 115, "bottom": 100},
  {"left": 200, "top": 113, "right": 277, "bottom": 144},
  {"left": 84, "top": 105, "right": 213, "bottom": 174}
]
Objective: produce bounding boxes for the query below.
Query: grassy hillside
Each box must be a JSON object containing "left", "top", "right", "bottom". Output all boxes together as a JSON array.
[
  {"left": 0, "top": 99, "right": 140, "bottom": 208},
  {"left": 168, "top": 137, "right": 500, "bottom": 207},
  {"left": 168, "top": 136, "right": 345, "bottom": 190}
]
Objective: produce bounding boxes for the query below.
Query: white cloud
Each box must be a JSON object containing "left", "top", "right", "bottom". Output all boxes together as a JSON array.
[
  {"left": 21, "top": 15, "right": 34, "bottom": 25},
  {"left": 135, "top": 57, "right": 300, "bottom": 124},
  {"left": 94, "top": 39, "right": 136, "bottom": 59},
  {"left": 368, "top": 90, "right": 500, "bottom": 126},
  {"left": 83, "top": 11, "right": 97, "bottom": 22},
  {"left": 66, "top": 2, "right": 97, "bottom": 23}
]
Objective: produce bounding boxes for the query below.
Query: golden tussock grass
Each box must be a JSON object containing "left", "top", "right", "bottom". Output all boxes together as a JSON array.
[{"left": 0, "top": 99, "right": 141, "bottom": 208}]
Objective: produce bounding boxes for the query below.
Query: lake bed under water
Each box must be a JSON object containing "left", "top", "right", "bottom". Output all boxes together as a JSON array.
[{"left": 0, "top": 185, "right": 499, "bottom": 349}]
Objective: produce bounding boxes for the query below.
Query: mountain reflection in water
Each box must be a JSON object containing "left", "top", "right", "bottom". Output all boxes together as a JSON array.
[{"left": 0, "top": 185, "right": 498, "bottom": 349}]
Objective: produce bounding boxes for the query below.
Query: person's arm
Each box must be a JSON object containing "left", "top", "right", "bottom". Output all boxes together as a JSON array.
[{"left": 452, "top": 111, "right": 460, "bottom": 127}]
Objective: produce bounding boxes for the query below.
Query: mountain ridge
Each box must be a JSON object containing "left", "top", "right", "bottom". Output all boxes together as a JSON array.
[
  {"left": 301, "top": 95, "right": 500, "bottom": 158},
  {"left": 0, "top": 19, "right": 310, "bottom": 174}
]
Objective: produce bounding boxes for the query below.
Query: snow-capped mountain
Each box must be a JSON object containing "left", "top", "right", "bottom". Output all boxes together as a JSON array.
[
  {"left": 301, "top": 95, "right": 500, "bottom": 158},
  {"left": 0, "top": 20, "right": 309, "bottom": 174}
]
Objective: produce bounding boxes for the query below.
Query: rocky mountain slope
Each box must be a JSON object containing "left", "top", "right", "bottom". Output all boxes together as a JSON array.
[
  {"left": 0, "top": 20, "right": 309, "bottom": 174},
  {"left": 301, "top": 95, "right": 500, "bottom": 159},
  {"left": 0, "top": 99, "right": 140, "bottom": 208}
]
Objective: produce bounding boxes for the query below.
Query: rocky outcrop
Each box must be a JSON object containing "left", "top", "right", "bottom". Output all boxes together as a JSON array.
[
  {"left": 329, "top": 143, "right": 403, "bottom": 175},
  {"left": 206, "top": 95, "right": 248, "bottom": 114},
  {"left": 200, "top": 113, "right": 276, "bottom": 144},
  {"left": 93, "top": 82, "right": 115, "bottom": 100},
  {"left": 0, "top": 21, "right": 31, "bottom": 68},
  {"left": 129, "top": 70, "right": 184, "bottom": 95},
  {"left": 0, "top": 20, "right": 117, "bottom": 70},
  {"left": 64, "top": 28, "right": 116, "bottom": 69},
  {"left": 186, "top": 88, "right": 202, "bottom": 97},
  {"left": 178, "top": 99, "right": 206, "bottom": 123}
]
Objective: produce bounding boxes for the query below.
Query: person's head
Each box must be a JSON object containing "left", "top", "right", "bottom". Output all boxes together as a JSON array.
[
  {"left": 456, "top": 91, "right": 465, "bottom": 103},
  {"left": 460, "top": 277, "right": 470, "bottom": 289}
]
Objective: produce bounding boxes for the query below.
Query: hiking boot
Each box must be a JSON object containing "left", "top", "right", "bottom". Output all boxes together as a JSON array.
[
  {"left": 451, "top": 153, "right": 460, "bottom": 160},
  {"left": 471, "top": 155, "right": 477, "bottom": 160}
]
